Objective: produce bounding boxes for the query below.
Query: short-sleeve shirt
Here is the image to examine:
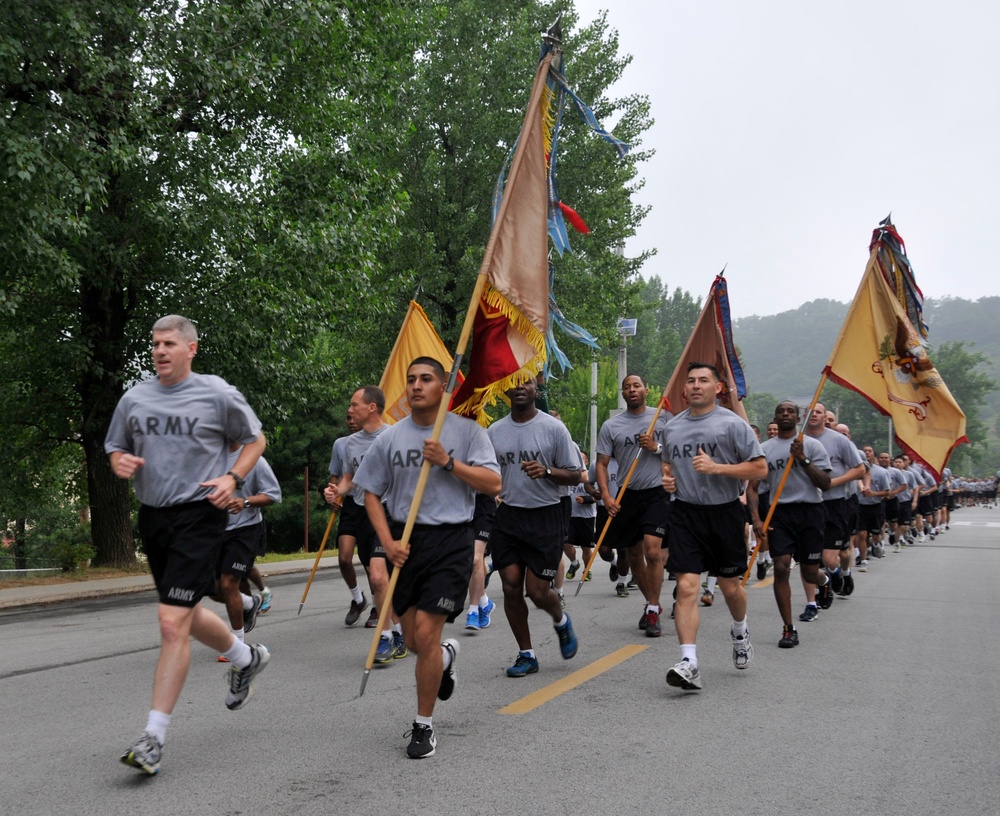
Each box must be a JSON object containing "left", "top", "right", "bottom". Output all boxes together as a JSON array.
[
  {"left": 661, "top": 406, "right": 764, "bottom": 505},
  {"left": 227, "top": 452, "right": 282, "bottom": 531},
  {"left": 887, "top": 466, "right": 908, "bottom": 496},
  {"left": 859, "top": 463, "right": 890, "bottom": 506},
  {"left": 759, "top": 435, "right": 832, "bottom": 504},
  {"left": 353, "top": 413, "right": 499, "bottom": 525},
  {"left": 329, "top": 436, "right": 350, "bottom": 480},
  {"left": 487, "top": 411, "right": 582, "bottom": 509},
  {"left": 105, "top": 372, "right": 262, "bottom": 508},
  {"left": 597, "top": 407, "right": 671, "bottom": 490},
  {"left": 808, "top": 429, "right": 865, "bottom": 500},
  {"left": 343, "top": 425, "right": 390, "bottom": 507}
]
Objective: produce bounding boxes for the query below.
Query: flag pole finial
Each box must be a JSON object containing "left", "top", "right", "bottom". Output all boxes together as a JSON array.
[{"left": 543, "top": 15, "right": 563, "bottom": 46}]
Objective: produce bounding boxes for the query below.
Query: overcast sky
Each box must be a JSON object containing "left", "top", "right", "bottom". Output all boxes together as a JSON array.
[{"left": 570, "top": 1, "right": 1000, "bottom": 319}]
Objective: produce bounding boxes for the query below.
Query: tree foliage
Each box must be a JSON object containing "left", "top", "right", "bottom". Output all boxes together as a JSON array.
[{"left": 0, "top": 1, "right": 424, "bottom": 565}]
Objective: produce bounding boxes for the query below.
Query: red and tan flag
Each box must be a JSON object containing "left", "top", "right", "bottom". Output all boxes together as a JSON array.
[
  {"left": 450, "top": 51, "right": 553, "bottom": 425},
  {"left": 824, "top": 243, "right": 967, "bottom": 479},
  {"left": 379, "top": 301, "right": 459, "bottom": 424},
  {"left": 664, "top": 274, "right": 750, "bottom": 421}
]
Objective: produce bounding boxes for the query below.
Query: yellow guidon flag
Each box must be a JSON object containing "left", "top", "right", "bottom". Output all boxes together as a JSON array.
[
  {"left": 379, "top": 300, "right": 460, "bottom": 424},
  {"left": 823, "top": 243, "right": 967, "bottom": 479}
]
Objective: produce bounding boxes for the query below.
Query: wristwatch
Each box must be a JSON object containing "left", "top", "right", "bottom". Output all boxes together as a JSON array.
[
  {"left": 654, "top": 443, "right": 663, "bottom": 455},
  {"left": 443, "top": 456, "right": 455, "bottom": 472},
  {"left": 243, "top": 498, "right": 251, "bottom": 509},
  {"left": 227, "top": 470, "right": 246, "bottom": 490},
  {"left": 801, "top": 457, "right": 812, "bottom": 467},
  {"left": 545, "top": 467, "right": 553, "bottom": 478}
]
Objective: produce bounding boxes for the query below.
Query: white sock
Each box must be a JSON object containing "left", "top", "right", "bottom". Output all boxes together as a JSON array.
[
  {"left": 241, "top": 593, "right": 254, "bottom": 612},
  {"left": 680, "top": 644, "right": 698, "bottom": 665},
  {"left": 555, "top": 613, "right": 568, "bottom": 628},
  {"left": 647, "top": 604, "right": 661, "bottom": 615},
  {"left": 731, "top": 617, "right": 748, "bottom": 639},
  {"left": 415, "top": 714, "right": 433, "bottom": 727},
  {"left": 350, "top": 586, "right": 364, "bottom": 604},
  {"left": 468, "top": 604, "right": 478, "bottom": 615},
  {"left": 520, "top": 649, "right": 536, "bottom": 659},
  {"left": 479, "top": 595, "right": 490, "bottom": 608},
  {"left": 231, "top": 627, "right": 245, "bottom": 643},
  {"left": 382, "top": 629, "right": 392, "bottom": 640},
  {"left": 392, "top": 623, "right": 402, "bottom": 635},
  {"left": 145, "top": 710, "right": 171, "bottom": 744},
  {"left": 706, "top": 577, "right": 717, "bottom": 593},
  {"left": 221, "top": 638, "right": 252, "bottom": 668},
  {"left": 440, "top": 644, "right": 453, "bottom": 670}
]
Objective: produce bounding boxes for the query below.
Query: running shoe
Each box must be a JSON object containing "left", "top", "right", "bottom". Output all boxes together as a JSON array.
[
  {"left": 365, "top": 607, "right": 379, "bottom": 628},
  {"left": 858, "top": 560, "right": 869, "bottom": 573},
  {"left": 828, "top": 570, "right": 845, "bottom": 595},
  {"left": 478, "top": 599, "right": 496, "bottom": 628},
  {"left": 558, "top": 592, "right": 566, "bottom": 610},
  {"left": 484, "top": 561, "right": 495, "bottom": 588},
  {"left": 465, "top": 609, "right": 481, "bottom": 630},
  {"left": 799, "top": 604, "right": 819, "bottom": 622},
  {"left": 894, "top": 543, "right": 902, "bottom": 553},
  {"left": 817, "top": 581, "right": 834, "bottom": 610},
  {"left": 778, "top": 625, "right": 799, "bottom": 648},
  {"left": 701, "top": 590, "right": 714, "bottom": 607},
  {"left": 374, "top": 635, "right": 396, "bottom": 664},
  {"left": 555, "top": 615, "right": 578, "bottom": 659},
  {"left": 345, "top": 594, "right": 369, "bottom": 626},
  {"left": 438, "top": 638, "right": 459, "bottom": 700},
  {"left": 405, "top": 723, "right": 436, "bottom": 759},
  {"left": 842, "top": 573, "right": 855, "bottom": 596},
  {"left": 639, "top": 609, "right": 649, "bottom": 630},
  {"left": 393, "top": 631, "right": 408, "bottom": 659},
  {"left": 225, "top": 643, "right": 270, "bottom": 710},
  {"left": 732, "top": 628, "right": 753, "bottom": 669},
  {"left": 243, "top": 594, "right": 263, "bottom": 634},
  {"left": 666, "top": 659, "right": 702, "bottom": 690},
  {"left": 584, "top": 571, "right": 593, "bottom": 581},
  {"left": 566, "top": 561, "right": 580, "bottom": 581},
  {"left": 120, "top": 732, "right": 163, "bottom": 776},
  {"left": 217, "top": 655, "right": 229, "bottom": 663},
  {"left": 645, "top": 609, "right": 662, "bottom": 638},
  {"left": 259, "top": 587, "right": 272, "bottom": 614},
  {"left": 756, "top": 561, "right": 768, "bottom": 581},
  {"left": 626, "top": 577, "right": 639, "bottom": 590},
  {"left": 616, "top": 582, "right": 630, "bottom": 598},
  {"left": 506, "top": 652, "right": 539, "bottom": 677},
  {"left": 609, "top": 564, "right": 619, "bottom": 582}
]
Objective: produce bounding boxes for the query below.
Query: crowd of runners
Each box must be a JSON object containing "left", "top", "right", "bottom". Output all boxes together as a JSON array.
[{"left": 106, "top": 317, "right": 998, "bottom": 772}]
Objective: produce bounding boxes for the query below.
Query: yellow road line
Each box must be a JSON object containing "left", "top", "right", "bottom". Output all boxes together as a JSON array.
[
  {"left": 752, "top": 576, "right": 774, "bottom": 588},
  {"left": 498, "top": 644, "right": 649, "bottom": 715}
]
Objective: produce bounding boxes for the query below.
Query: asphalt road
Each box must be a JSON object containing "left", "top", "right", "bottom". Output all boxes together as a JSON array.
[{"left": 2, "top": 505, "right": 998, "bottom": 816}]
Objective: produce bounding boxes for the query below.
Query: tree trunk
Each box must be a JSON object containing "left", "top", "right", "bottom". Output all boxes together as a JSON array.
[
  {"left": 14, "top": 518, "right": 27, "bottom": 570},
  {"left": 84, "top": 430, "right": 135, "bottom": 568}
]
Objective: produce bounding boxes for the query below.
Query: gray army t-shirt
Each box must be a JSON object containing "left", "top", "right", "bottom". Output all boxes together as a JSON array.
[
  {"left": 488, "top": 411, "right": 582, "bottom": 509},
  {"left": 809, "top": 428, "right": 864, "bottom": 500},
  {"left": 343, "top": 425, "right": 390, "bottom": 507},
  {"left": 354, "top": 412, "right": 499, "bottom": 526},
  {"left": 759, "top": 435, "right": 832, "bottom": 504},
  {"left": 597, "top": 406, "right": 671, "bottom": 491},
  {"left": 661, "top": 406, "right": 763, "bottom": 505},
  {"left": 105, "top": 372, "right": 262, "bottom": 508}
]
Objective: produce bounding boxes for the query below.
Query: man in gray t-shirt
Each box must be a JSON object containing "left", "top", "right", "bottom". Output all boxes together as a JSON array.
[
  {"left": 595, "top": 374, "right": 672, "bottom": 637},
  {"left": 748, "top": 401, "right": 832, "bottom": 649},
  {"left": 659, "top": 363, "right": 766, "bottom": 692},
  {"left": 487, "top": 379, "right": 582, "bottom": 678},
  {"left": 353, "top": 357, "right": 500, "bottom": 760},
  {"left": 105, "top": 315, "right": 268, "bottom": 776}
]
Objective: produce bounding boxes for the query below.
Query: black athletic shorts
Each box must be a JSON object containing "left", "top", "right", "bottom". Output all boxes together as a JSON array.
[
  {"left": 946, "top": 494, "right": 956, "bottom": 511},
  {"left": 560, "top": 495, "right": 572, "bottom": 540},
  {"left": 568, "top": 515, "right": 596, "bottom": 548},
  {"left": 884, "top": 497, "right": 900, "bottom": 523},
  {"left": 336, "top": 498, "right": 360, "bottom": 540},
  {"left": 606, "top": 485, "right": 671, "bottom": 550},
  {"left": 354, "top": 503, "right": 386, "bottom": 567},
  {"left": 822, "top": 498, "right": 853, "bottom": 550},
  {"left": 218, "top": 521, "right": 266, "bottom": 578},
  {"left": 491, "top": 502, "right": 564, "bottom": 580},
  {"left": 666, "top": 499, "right": 748, "bottom": 578},
  {"left": 847, "top": 494, "right": 860, "bottom": 537},
  {"left": 897, "top": 500, "right": 914, "bottom": 525},
  {"left": 473, "top": 493, "right": 497, "bottom": 543},
  {"left": 139, "top": 500, "right": 228, "bottom": 607},
  {"left": 389, "top": 520, "right": 473, "bottom": 622},
  {"left": 766, "top": 503, "right": 825, "bottom": 565},
  {"left": 595, "top": 505, "right": 617, "bottom": 550},
  {"left": 917, "top": 494, "right": 935, "bottom": 516},
  {"left": 857, "top": 503, "right": 885, "bottom": 535}
]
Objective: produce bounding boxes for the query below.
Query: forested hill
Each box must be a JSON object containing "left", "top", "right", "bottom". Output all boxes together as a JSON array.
[{"left": 734, "top": 296, "right": 1000, "bottom": 407}]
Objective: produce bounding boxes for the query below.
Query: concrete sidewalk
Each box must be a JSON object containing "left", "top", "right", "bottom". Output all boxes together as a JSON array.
[{"left": 0, "top": 555, "right": 339, "bottom": 610}]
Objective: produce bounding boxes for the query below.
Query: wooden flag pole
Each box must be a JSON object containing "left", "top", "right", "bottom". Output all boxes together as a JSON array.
[
  {"left": 741, "top": 373, "right": 828, "bottom": 585},
  {"left": 360, "top": 46, "right": 559, "bottom": 697},
  {"left": 297, "top": 503, "right": 341, "bottom": 615},
  {"left": 575, "top": 393, "right": 667, "bottom": 597}
]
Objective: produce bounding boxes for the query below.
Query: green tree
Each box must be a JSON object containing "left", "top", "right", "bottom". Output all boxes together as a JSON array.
[
  {"left": 932, "top": 341, "right": 997, "bottom": 474},
  {"left": 0, "top": 2, "right": 423, "bottom": 566}
]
